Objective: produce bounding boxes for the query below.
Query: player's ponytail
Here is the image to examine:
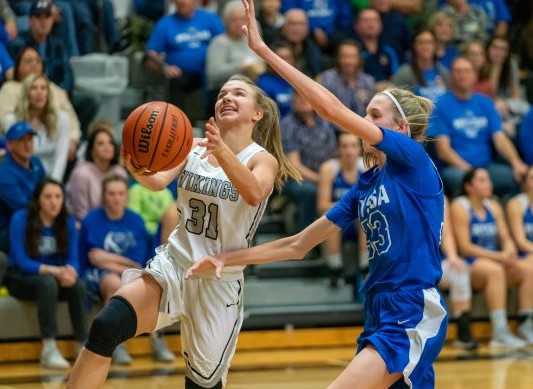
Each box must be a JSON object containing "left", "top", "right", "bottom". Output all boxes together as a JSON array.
[
  {"left": 228, "top": 75, "right": 302, "bottom": 189},
  {"left": 386, "top": 88, "right": 433, "bottom": 141}
]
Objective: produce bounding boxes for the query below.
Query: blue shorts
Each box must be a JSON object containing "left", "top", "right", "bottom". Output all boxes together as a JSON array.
[{"left": 358, "top": 287, "right": 448, "bottom": 389}]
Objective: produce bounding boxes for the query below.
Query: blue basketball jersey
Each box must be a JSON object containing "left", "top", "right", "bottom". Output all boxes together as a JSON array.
[
  {"left": 332, "top": 160, "right": 358, "bottom": 202},
  {"left": 515, "top": 194, "right": 533, "bottom": 248},
  {"left": 457, "top": 197, "right": 500, "bottom": 252},
  {"left": 327, "top": 128, "right": 444, "bottom": 294}
]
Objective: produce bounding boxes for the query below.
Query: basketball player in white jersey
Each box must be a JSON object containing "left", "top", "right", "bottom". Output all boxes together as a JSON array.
[{"left": 66, "top": 75, "right": 300, "bottom": 389}]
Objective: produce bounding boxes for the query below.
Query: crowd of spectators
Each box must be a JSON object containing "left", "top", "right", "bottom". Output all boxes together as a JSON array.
[{"left": 0, "top": 0, "right": 530, "bottom": 368}]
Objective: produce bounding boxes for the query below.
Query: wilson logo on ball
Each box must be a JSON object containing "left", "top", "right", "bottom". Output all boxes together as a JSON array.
[{"left": 138, "top": 109, "right": 160, "bottom": 153}]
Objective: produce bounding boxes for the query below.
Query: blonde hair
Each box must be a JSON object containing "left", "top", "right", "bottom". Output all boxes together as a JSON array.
[
  {"left": 228, "top": 75, "right": 301, "bottom": 189},
  {"left": 428, "top": 11, "right": 456, "bottom": 41},
  {"left": 363, "top": 88, "right": 433, "bottom": 167},
  {"left": 386, "top": 88, "right": 433, "bottom": 141},
  {"left": 16, "top": 74, "right": 58, "bottom": 138}
]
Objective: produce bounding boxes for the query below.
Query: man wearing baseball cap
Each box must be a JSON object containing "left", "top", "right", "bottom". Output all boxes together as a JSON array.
[
  {"left": 8, "top": 0, "right": 74, "bottom": 92},
  {"left": 0, "top": 122, "right": 45, "bottom": 254}
]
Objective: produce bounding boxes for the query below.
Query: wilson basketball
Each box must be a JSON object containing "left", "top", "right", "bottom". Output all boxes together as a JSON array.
[{"left": 122, "top": 101, "right": 193, "bottom": 172}]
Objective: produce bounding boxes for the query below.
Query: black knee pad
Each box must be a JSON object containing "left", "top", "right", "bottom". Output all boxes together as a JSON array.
[
  {"left": 86, "top": 295, "right": 137, "bottom": 357},
  {"left": 185, "top": 377, "right": 222, "bottom": 389}
]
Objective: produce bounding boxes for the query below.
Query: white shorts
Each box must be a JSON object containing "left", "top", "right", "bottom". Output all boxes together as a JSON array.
[{"left": 122, "top": 247, "right": 244, "bottom": 388}]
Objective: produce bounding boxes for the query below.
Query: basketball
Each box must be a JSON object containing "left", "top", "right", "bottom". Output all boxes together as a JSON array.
[{"left": 122, "top": 101, "right": 193, "bottom": 172}]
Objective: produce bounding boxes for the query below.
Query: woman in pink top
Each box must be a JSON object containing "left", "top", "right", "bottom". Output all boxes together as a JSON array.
[{"left": 66, "top": 121, "right": 127, "bottom": 221}]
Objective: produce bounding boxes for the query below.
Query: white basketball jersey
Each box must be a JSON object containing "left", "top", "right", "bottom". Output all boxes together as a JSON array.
[{"left": 167, "top": 142, "right": 269, "bottom": 280}]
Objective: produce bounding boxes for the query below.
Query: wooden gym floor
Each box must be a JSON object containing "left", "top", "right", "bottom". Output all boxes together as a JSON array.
[{"left": 1, "top": 326, "right": 533, "bottom": 388}]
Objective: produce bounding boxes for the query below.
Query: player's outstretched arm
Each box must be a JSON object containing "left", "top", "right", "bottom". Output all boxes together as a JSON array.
[
  {"left": 186, "top": 216, "right": 340, "bottom": 278},
  {"left": 240, "top": 0, "right": 382, "bottom": 145}
]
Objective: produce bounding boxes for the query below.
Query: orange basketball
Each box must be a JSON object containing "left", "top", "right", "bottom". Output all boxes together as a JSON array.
[{"left": 122, "top": 101, "right": 193, "bottom": 172}]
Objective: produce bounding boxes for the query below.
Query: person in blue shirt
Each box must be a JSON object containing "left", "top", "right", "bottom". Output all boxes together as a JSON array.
[
  {"left": 318, "top": 132, "right": 365, "bottom": 289},
  {"left": 517, "top": 107, "right": 533, "bottom": 165},
  {"left": 281, "top": 0, "right": 352, "bottom": 52},
  {"left": 428, "top": 11, "right": 458, "bottom": 70},
  {"left": 507, "top": 166, "right": 533, "bottom": 259},
  {"left": 392, "top": 30, "right": 449, "bottom": 102},
  {"left": 438, "top": 197, "right": 478, "bottom": 350},
  {"left": 429, "top": 57, "right": 527, "bottom": 197},
  {"left": 80, "top": 174, "right": 175, "bottom": 365},
  {"left": 370, "top": 0, "right": 411, "bottom": 63},
  {"left": 188, "top": 2, "right": 448, "bottom": 387},
  {"left": 4, "top": 178, "right": 87, "bottom": 369},
  {"left": 451, "top": 168, "right": 532, "bottom": 347},
  {"left": 256, "top": 41, "right": 294, "bottom": 117},
  {"left": 351, "top": 8, "right": 400, "bottom": 83},
  {"left": 0, "top": 122, "right": 45, "bottom": 253},
  {"left": 145, "top": 0, "right": 223, "bottom": 118}
]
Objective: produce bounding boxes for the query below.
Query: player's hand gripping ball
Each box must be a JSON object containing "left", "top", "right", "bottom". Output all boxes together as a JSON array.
[{"left": 122, "top": 101, "right": 193, "bottom": 173}]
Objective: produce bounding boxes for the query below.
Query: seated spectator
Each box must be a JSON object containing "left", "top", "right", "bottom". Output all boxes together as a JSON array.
[
  {"left": 428, "top": 11, "right": 459, "bottom": 70},
  {"left": 393, "top": 29, "right": 449, "bottom": 101},
  {"left": 451, "top": 168, "right": 532, "bottom": 347},
  {"left": 0, "top": 41, "right": 12, "bottom": 83},
  {"left": 280, "top": 8, "right": 324, "bottom": 77},
  {"left": 442, "top": 0, "right": 488, "bottom": 45},
  {"left": 0, "top": 122, "right": 45, "bottom": 252},
  {"left": 281, "top": 92, "right": 337, "bottom": 231},
  {"left": 429, "top": 57, "right": 527, "bottom": 197},
  {"left": 439, "top": 197, "right": 478, "bottom": 350},
  {"left": 351, "top": 8, "right": 399, "bottom": 84},
  {"left": 4, "top": 178, "right": 87, "bottom": 368},
  {"left": 128, "top": 183, "right": 178, "bottom": 248},
  {"left": 2, "top": 74, "right": 70, "bottom": 181},
  {"left": 318, "top": 39, "right": 375, "bottom": 117},
  {"left": 282, "top": 0, "right": 352, "bottom": 52},
  {"left": 462, "top": 40, "right": 494, "bottom": 97},
  {"left": 66, "top": 121, "right": 127, "bottom": 221},
  {"left": 257, "top": 0, "right": 284, "bottom": 45},
  {"left": 145, "top": 0, "right": 223, "bottom": 121},
  {"left": 0, "top": 47, "right": 80, "bottom": 143},
  {"left": 469, "top": 0, "right": 511, "bottom": 36},
  {"left": 256, "top": 41, "right": 294, "bottom": 117},
  {"left": 206, "top": 1, "right": 263, "bottom": 98},
  {"left": 370, "top": 0, "right": 411, "bottom": 63},
  {"left": 9, "top": 0, "right": 74, "bottom": 93},
  {"left": 317, "top": 133, "right": 364, "bottom": 287},
  {"left": 507, "top": 167, "right": 533, "bottom": 261},
  {"left": 80, "top": 175, "right": 175, "bottom": 364},
  {"left": 486, "top": 36, "right": 522, "bottom": 101},
  {"left": 517, "top": 108, "right": 533, "bottom": 165}
]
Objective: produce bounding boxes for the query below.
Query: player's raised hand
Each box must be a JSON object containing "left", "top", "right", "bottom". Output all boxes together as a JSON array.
[
  {"left": 185, "top": 256, "right": 224, "bottom": 279},
  {"left": 241, "top": 0, "right": 266, "bottom": 53},
  {"left": 199, "top": 117, "right": 227, "bottom": 159}
]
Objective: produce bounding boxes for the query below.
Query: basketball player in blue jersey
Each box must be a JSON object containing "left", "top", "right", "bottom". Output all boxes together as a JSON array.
[
  {"left": 507, "top": 166, "right": 533, "bottom": 258},
  {"left": 438, "top": 197, "right": 478, "bottom": 350},
  {"left": 187, "top": 1, "right": 447, "bottom": 387},
  {"left": 318, "top": 133, "right": 365, "bottom": 287},
  {"left": 451, "top": 168, "right": 532, "bottom": 347},
  {"left": 66, "top": 74, "right": 301, "bottom": 389},
  {"left": 507, "top": 166, "right": 533, "bottom": 342}
]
